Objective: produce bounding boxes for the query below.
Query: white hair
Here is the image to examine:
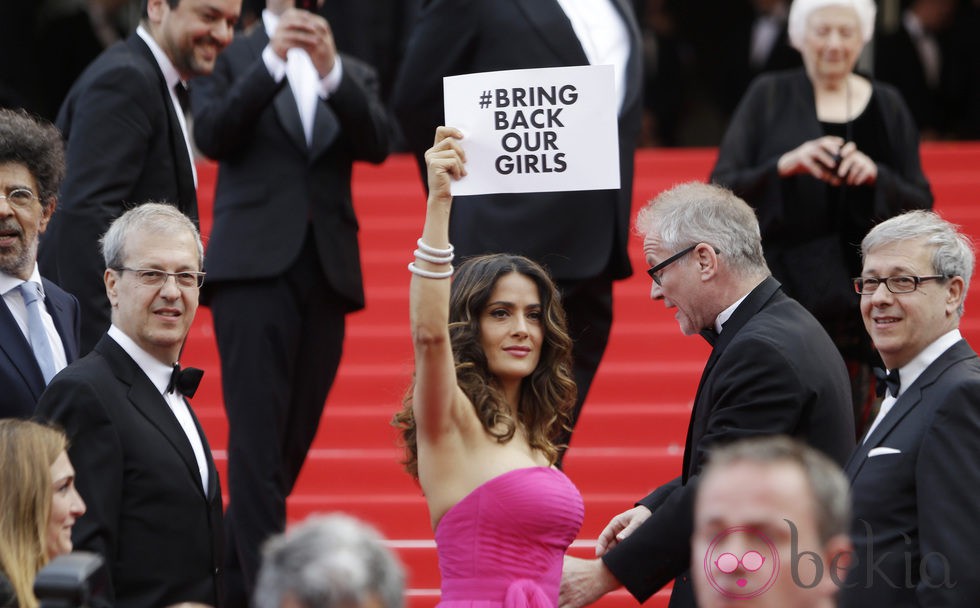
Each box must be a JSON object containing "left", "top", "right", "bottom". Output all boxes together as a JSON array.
[{"left": 787, "top": 0, "right": 876, "bottom": 51}]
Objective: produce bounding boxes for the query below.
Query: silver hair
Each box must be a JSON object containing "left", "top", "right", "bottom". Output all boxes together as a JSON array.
[
  {"left": 253, "top": 514, "right": 406, "bottom": 608},
  {"left": 99, "top": 202, "right": 203, "bottom": 270},
  {"left": 787, "top": 0, "right": 877, "bottom": 51},
  {"left": 862, "top": 210, "right": 974, "bottom": 316},
  {"left": 703, "top": 435, "right": 852, "bottom": 544},
  {"left": 635, "top": 182, "right": 769, "bottom": 279}
]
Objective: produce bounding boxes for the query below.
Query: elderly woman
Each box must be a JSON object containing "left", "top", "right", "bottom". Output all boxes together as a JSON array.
[
  {"left": 710, "top": 0, "right": 933, "bottom": 435},
  {"left": 0, "top": 419, "right": 86, "bottom": 608}
]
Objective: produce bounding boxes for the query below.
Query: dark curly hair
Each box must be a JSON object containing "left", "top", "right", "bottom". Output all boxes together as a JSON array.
[
  {"left": 0, "top": 108, "right": 65, "bottom": 207},
  {"left": 392, "top": 254, "right": 577, "bottom": 479}
]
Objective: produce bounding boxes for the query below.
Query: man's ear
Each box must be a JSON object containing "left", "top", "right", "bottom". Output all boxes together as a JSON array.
[
  {"left": 695, "top": 242, "right": 719, "bottom": 278},
  {"left": 105, "top": 268, "right": 119, "bottom": 309},
  {"left": 945, "top": 275, "right": 965, "bottom": 316},
  {"left": 39, "top": 197, "right": 57, "bottom": 233}
]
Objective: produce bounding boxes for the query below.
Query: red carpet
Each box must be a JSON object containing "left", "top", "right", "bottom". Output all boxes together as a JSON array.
[{"left": 185, "top": 143, "right": 980, "bottom": 607}]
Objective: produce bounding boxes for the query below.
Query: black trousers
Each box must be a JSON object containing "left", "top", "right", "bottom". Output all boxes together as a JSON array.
[
  {"left": 209, "top": 231, "right": 346, "bottom": 607},
  {"left": 554, "top": 273, "right": 614, "bottom": 458}
]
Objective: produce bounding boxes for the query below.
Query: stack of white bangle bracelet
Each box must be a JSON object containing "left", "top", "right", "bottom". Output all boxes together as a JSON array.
[{"left": 409, "top": 238, "right": 455, "bottom": 279}]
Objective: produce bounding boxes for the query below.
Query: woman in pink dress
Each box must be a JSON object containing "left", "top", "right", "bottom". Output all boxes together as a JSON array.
[{"left": 393, "top": 127, "right": 584, "bottom": 607}]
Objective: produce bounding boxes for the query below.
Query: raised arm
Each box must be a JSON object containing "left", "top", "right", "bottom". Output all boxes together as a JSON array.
[{"left": 410, "top": 127, "right": 468, "bottom": 443}]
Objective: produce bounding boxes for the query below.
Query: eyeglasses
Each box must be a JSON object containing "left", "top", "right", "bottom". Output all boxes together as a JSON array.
[
  {"left": 0, "top": 188, "right": 39, "bottom": 208},
  {"left": 112, "top": 267, "right": 206, "bottom": 289},
  {"left": 647, "top": 244, "right": 697, "bottom": 286},
  {"left": 647, "top": 244, "right": 720, "bottom": 286},
  {"left": 852, "top": 275, "right": 949, "bottom": 295}
]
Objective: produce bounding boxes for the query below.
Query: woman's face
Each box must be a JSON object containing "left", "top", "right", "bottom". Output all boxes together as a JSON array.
[
  {"left": 46, "top": 450, "right": 86, "bottom": 560},
  {"left": 801, "top": 5, "right": 864, "bottom": 82},
  {"left": 479, "top": 272, "right": 544, "bottom": 392}
]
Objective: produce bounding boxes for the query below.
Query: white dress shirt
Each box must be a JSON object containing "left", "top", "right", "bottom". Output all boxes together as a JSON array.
[
  {"left": 556, "top": 0, "right": 630, "bottom": 113},
  {"left": 261, "top": 9, "right": 344, "bottom": 146}
]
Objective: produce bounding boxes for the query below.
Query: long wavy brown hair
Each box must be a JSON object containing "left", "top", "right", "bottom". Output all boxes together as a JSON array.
[{"left": 393, "top": 254, "right": 577, "bottom": 479}]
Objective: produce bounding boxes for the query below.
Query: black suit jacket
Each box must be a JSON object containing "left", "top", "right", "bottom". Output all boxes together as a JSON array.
[
  {"left": 840, "top": 339, "right": 980, "bottom": 607},
  {"left": 191, "top": 28, "right": 389, "bottom": 310},
  {"left": 391, "top": 0, "right": 642, "bottom": 281},
  {"left": 40, "top": 33, "right": 198, "bottom": 353},
  {"left": 35, "top": 336, "right": 223, "bottom": 608},
  {"left": 0, "top": 277, "right": 80, "bottom": 418},
  {"left": 602, "top": 277, "right": 856, "bottom": 606}
]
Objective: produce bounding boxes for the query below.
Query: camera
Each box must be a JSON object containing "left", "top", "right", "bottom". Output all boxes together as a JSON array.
[{"left": 34, "top": 552, "right": 108, "bottom": 608}]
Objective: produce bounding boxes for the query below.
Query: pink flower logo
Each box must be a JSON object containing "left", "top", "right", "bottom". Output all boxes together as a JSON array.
[{"left": 702, "top": 526, "right": 779, "bottom": 599}]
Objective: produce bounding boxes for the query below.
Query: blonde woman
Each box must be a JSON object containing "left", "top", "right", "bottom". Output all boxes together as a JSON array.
[{"left": 0, "top": 420, "right": 86, "bottom": 608}]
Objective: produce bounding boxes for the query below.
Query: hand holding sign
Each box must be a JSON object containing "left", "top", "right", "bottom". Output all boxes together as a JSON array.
[{"left": 443, "top": 65, "right": 620, "bottom": 196}]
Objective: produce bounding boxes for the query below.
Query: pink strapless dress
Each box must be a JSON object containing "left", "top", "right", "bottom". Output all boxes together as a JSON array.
[{"left": 434, "top": 467, "right": 585, "bottom": 608}]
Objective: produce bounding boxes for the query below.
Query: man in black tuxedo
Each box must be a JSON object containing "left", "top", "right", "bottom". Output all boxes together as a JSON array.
[
  {"left": 840, "top": 210, "right": 980, "bottom": 607},
  {"left": 0, "top": 109, "right": 79, "bottom": 418},
  {"left": 190, "top": 0, "right": 389, "bottom": 604},
  {"left": 37, "top": 203, "right": 223, "bottom": 608},
  {"left": 39, "top": 0, "right": 241, "bottom": 354},
  {"left": 391, "top": 0, "right": 643, "bottom": 452},
  {"left": 560, "top": 182, "right": 855, "bottom": 608}
]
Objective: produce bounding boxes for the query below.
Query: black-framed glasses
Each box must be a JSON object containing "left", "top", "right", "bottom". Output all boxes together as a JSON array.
[
  {"left": 647, "top": 244, "right": 697, "bottom": 286},
  {"left": 0, "top": 188, "right": 39, "bottom": 208},
  {"left": 112, "top": 267, "right": 206, "bottom": 289},
  {"left": 852, "top": 275, "right": 949, "bottom": 295}
]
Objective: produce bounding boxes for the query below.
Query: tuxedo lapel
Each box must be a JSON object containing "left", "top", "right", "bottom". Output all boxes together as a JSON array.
[
  {"left": 42, "top": 280, "right": 77, "bottom": 364},
  {"left": 511, "top": 0, "right": 589, "bottom": 66},
  {"left": 127, "top": 35, "right": 198, "bottom": 219},
  {"left": 609, "top": 0, "right": 642, "bottom": 114},
  {"left": 0, "top": 297, "right": 44, "bottom": 398},
  {"left": 274, "top": 82, "right": 309, "bottom": 154},
  {"left": 309, "top": 102, "right": 340, "bottom": 159},
  {"left": 97, "top": 337, "right": 209, "bottom": 498},
  {"left": 845, "top": 340, "right": 976, "bottom": 478}
]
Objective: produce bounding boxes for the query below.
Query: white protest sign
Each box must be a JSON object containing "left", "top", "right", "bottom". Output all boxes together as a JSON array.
[{"left": 443, "top": 64, "right": 620, "bottom": 196}]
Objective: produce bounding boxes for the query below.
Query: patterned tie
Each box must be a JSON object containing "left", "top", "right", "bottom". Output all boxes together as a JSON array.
[{"left": 19, "top": 281, "right": 58, "bottom": 384}]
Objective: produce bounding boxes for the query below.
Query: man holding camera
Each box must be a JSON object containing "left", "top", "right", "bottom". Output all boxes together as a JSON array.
[{"left": 190, "top": 0, "right": 389, "bottom": 605}]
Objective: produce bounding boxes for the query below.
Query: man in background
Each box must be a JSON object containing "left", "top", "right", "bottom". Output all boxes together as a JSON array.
[
  {"left": 0, "top": 108, "right": 79, "bottom": 418},
  {"left": 692, "top": 435, "right": 852, "bottom": 608},
  {"left": 253, "top": 514, "right": 405, "bottom": 608},
  {"left": 190, "top": 0, "right": 389, "bottom": 604},
  {"left": 40, "top": 0, "right": 241, "bottom": 354}
]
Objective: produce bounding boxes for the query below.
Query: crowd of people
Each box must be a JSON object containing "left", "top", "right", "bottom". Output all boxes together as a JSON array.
[{"left": 1, "top": 0, "right": 979, "bottom": 607}]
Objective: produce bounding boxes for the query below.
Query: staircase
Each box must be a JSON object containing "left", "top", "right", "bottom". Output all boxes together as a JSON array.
[{"left": 185, "top": 143, "right": 980, "bottom": 607}]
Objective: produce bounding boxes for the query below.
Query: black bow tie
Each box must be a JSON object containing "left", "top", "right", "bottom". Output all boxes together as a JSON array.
[
  {"left": 700, "top": 327, "right": 719, "bottom": 346},
  {"left": 873, "top": 367, "right": 901, "bottom": 399},
  {"left": 166, "top": 364, "right": 203, "bottom": 398}
]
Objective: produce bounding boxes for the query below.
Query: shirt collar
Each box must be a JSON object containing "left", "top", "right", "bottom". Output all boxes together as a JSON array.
[
  {"left": 136, "top": 24, "right": 184, "bottom": 92},
  {"left": 0, "top": 265, "right": 45, "bottom": 298},
  {"left": 262, "top": 9, "right": 280, "bottom": 38},
  {"left": 107, "top": 324, "right": 177, "bottom": 395},
  {"left": 894, "top": 329, "right": 962, "bottom": 397},
  {"left": 714, "top": 292, "right": 750, "bottom": 334}
]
